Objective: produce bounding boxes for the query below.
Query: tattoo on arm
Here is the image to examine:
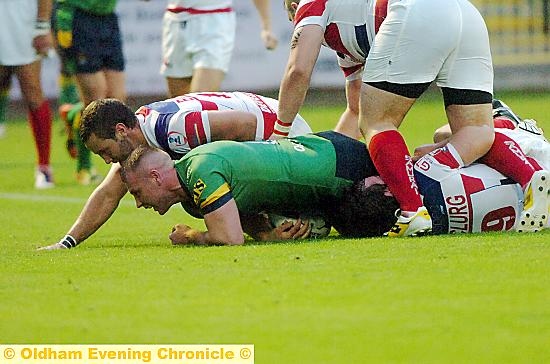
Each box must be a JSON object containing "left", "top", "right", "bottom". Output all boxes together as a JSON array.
[{"left": 290, "top": 29, "right": 303, "bottom": 49}]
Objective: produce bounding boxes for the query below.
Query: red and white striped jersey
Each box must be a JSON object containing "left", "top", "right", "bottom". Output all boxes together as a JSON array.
[
  {"left": 293, "top": 0, "right": 389, "bottom": 80},
  {"left": 135, "top": 92, "right": 311, "bottom": 160},
  {"left": 414, "top": 147, "right": 523, "bottom": 234}
]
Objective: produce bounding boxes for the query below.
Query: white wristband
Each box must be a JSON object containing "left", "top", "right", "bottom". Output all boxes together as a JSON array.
[
  {"left": 273, "top": 119, "right": 291, "bottom": 137},
  {"left": 34, "top": 20, "right": 51, "bottom": 37}
]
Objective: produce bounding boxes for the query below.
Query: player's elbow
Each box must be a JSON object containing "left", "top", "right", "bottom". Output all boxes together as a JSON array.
[{"left": 285, "top": 63, "right": 312, "bottom": 84}]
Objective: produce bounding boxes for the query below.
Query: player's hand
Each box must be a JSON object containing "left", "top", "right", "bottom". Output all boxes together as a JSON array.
[
  {"left": 273, "top": 218, "right": 311, "bottom": 240},
  {"left": 33, "top": 34, "right": 53, "bottom": 57},
  {"left": 169, "top": 224, "right": 195, "bottom": 245},
  {"left": 261, "top": 30, "right": 278, "bottom": 50},
  {"left": 36, "top": 242, "right": 68, "bottom": 251}
]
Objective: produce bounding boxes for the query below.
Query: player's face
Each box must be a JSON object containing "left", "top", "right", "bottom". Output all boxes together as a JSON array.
[
  {"left": 125, "top": 171, "right": 175, "bottom": 215},
  {"left": 86, "top": 133, "right": 135, "bottom": 164}
]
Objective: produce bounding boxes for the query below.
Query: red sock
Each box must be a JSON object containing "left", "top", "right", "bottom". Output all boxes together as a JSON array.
[
  {"left": 493, "top": 116, "right": 516, "bottom": 130},
  {"left": 480, "top": 131, "right": 536, "bottom": 188},
  {"left": 28, "top": 100, "right": 52, "bottom": 166},
  {"left": 369, "top": 130, "right": 423, "bottom": 212}
]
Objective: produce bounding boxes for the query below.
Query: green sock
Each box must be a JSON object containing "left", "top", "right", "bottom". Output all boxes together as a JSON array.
[
  {"left": 0, "top": 87, "right": 9, "bottom": 125},
  {"left": 59, "top": 74, "right": 80, "bottom": 105},
  {"left": 71, "top": 108, "right": 92, "bottom": 172}
]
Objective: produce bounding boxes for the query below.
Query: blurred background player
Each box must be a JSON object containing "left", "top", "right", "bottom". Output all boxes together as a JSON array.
[
  {"left": 0, "top": 0, "right": 54, "bottom": 189},
  {"left": 160, "top": 0, "right": 278, "bottom": 97},
  {"left": 38, "top": 92, "right": 312, "bottom": 250},
  {"left": 52, "top": 0, "right": 127, "bottom": 185}
]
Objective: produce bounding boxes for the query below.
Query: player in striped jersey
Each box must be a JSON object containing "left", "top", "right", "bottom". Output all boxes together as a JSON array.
[
  {"left": 38, "top": 92, "right": 312, "bottom": 250},
  {"left": 276, "top": 0, "right": 545, "bottom": 238},
  {"left": 336, "top": 111, "right": 550, "bottom": 236},
  {"left": 161, "top": 0, "right": 278, "bottom": 97}
]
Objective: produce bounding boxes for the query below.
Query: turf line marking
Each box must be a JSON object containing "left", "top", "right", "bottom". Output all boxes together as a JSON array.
[{"left": 0, "top": 192, "right": 134, "bottom": 206}]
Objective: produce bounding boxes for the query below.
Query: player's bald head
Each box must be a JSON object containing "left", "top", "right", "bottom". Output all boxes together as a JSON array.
[{"left": 120, "top": 145, "right": 172, "bottom": 183}]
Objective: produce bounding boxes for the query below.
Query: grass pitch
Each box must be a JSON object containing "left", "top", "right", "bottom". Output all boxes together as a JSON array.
[{"left": 0, "top": 91, "right": 549, "bottom": 363}]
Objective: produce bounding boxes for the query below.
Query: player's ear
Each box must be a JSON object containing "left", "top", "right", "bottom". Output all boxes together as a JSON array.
[
  {"left": 150, "top": 169, "right": 162, "bottom": 185},
  {"left": 114, "top": 123, "right": 128, "bottom": 138}
]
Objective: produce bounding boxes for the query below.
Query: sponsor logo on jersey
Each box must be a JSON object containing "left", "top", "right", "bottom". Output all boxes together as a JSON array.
[
  {"left": 168, "top": 131, "right": 187, "bottom": 149},
  {"left": 193, "top": 179, "right": 206, "bottom": 205},
  {"left": 446, "top": 194, "right": 470, "bottom": 233}
]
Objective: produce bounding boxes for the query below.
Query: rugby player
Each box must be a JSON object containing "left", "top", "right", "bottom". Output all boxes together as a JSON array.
[
  {"left": 275, "top": 0, "right": 543, "bottom": 238},
  {"left": 119, "top": 132, "right": 385, "bottom": 245},
  {"left": 38, "top": 92, "right": 312, "bottom": 250}
]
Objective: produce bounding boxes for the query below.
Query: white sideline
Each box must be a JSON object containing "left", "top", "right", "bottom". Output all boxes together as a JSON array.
[{"left": 0, "top": 192, "right": 134, "bottom": 206}]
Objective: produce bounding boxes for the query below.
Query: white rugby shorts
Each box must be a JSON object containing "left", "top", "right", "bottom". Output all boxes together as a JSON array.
[
  {"left": 160, "top": 11, "right": 236, "bottom": 77},
  {"left": 363, "top": 0, "right": 493, "bottom": 93},
  {"left": 0, "top": 0, "right": 40, "bottom": 66}
]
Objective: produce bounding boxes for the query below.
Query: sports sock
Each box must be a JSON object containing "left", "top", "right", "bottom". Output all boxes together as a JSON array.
[
  {"left": 480, "top": 131, "right": 536, "bottom": 188},
  {"left": 28, "top": 100, "right": 52, "bottom": 166},
  {"left": 526, "top": 156, "right": 543, "bottom": 172},
  {"left": 369, "top": 130, "right": 423, "bottom": 213},
  {"left": 72, "top": 110, "right": 92, "bottom": 171},
  {"left": 0, "top": 87, "right": 9, "bottom": 125},
  {"left": 58, "top": 74, "right": 80, "bottom": 105},
  {"left": 493, "top": 116, "right": 516, "bottom": 130}
]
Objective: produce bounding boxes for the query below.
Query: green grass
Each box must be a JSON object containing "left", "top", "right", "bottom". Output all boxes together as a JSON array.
[{"left": 1, "top": 92, "right": 549, "bottom": 363}]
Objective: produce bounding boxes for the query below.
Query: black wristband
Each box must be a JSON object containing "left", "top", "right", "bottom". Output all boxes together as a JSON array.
[{"left": 59, "top": 235, "right": 78, "bottom": 249}]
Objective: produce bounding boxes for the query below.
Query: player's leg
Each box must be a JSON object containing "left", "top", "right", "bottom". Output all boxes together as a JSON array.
[
  {"left": 160, "top": 11, "right": 194, "bottom": 96},
  {"left": 334, "top": 79, "right": 361, "bottom": 140},
  {"left": 360, "top": 83, "right": 432, "bottom": 237},
  {"left": 189, "top": 68, "right": 225, "bottom": 92},
  {"left": 189, "top": 12, "right": 235, "bottom": 93},
  {"left": 0, "top": 68, "right": 11, "bottom": 138},
  {"left": 440, "top": 1, "right": 547, "bottom": 231},
  {"left": 15, "top": 61, "right": 54, "bottom": 189},
  {"left": 52, "top": 3, "right": 80, "bottom": 159},
  {"left": 359, "top": 0, "right": 455, "bottom": 237},
  {"left": 74, "top": 71, "right": 107, "bottom": 184},
  {"left": 166, "top": 76, "right": 192, "bottom": 97}
]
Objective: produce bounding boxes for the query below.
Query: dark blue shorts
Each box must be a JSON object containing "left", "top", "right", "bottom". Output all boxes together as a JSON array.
[{"left": 54, "top": 6, "right": 125, "bottom": 74}]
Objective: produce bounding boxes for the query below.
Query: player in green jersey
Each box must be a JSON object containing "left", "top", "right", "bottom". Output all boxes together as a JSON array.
[
  {"left": 120, "top": 131, "right": 398, "bottom": 245},
  {"left": 52, "top": 0, "right": 125, "bottom": 185}
]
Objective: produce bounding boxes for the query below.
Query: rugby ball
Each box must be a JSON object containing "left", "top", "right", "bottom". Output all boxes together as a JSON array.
[{"left": 268, "top": 214, "right": 331, "bottom": 239}]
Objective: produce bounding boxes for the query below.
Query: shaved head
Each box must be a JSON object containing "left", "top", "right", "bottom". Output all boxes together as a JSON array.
[{"left": 120, "top": 145, "right": 172, "bottom": 183}]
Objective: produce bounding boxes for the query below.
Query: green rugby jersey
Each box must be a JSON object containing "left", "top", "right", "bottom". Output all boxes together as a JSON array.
[
  {"left": 175, "top": 132, "right": 375, "bottom": 217},
  {"left": 57, "top": 0, "right": 117, "bottom": 15}
]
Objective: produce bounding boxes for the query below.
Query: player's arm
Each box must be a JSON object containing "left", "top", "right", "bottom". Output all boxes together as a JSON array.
[
  {"left": 276, "top": 24, "right": 324, "bottom": 137},
  {"left": 33, "top": 0, "right": 53, "bottom": 55},
  {"left": 37, "top": 164, "right": 128, "bottom": 250},
  {"left": 169, "top": 199, "right": 245, "bottom": 246},
  {"left": 334, "top": 79, "right": 362, "bottom": 139},
  {"left": 207, "top": 110, "right": 258, "bottom": 142},
  {"left": 251, "top": 0, "right": 278, "bottom": 50}
]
